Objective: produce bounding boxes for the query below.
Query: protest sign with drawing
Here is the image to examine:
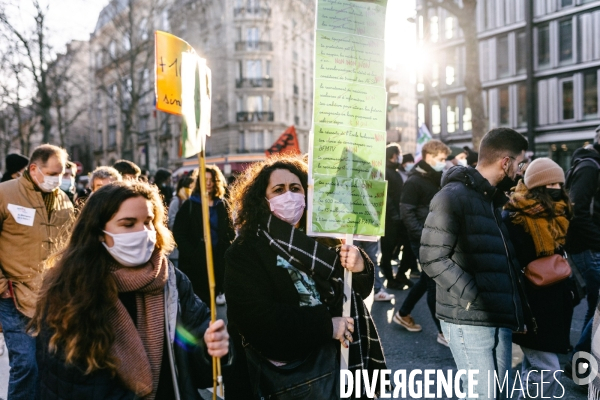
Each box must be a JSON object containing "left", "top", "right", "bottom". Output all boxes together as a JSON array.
[
  {"left": 308, "top": 0, "right": 389, "bottom": 240},
  {"left": 307, "top": 0, "right": 389, "bottom": 372}
]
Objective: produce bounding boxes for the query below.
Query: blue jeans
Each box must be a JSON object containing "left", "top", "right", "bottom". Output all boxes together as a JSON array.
[
  {"left": 570, "top": 250, "right": 600, "bottom": 328},
  {"left": 518, "top": 347, "right": 561, "bottom": 400},
  {"left": 441, "top": 321, "right": 512, "bottom": 399},
  {"left": 356, "top": 240, "right": 383, "bottom": 293},
  {"left": 0, "top": 298, "right": 37, "bottom": 400}
]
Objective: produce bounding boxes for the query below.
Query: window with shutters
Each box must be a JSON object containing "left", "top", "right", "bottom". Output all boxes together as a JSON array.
[
  {"left": 497, "top": 35, "right": 510, "bottom": 78},
  {"left": 583, "top": 71, "right": 598, "bottom": 119},
  {"left": 499, "top": 86, "right": 510, "bottom": 126},
  {"left": 537, "top": 23, "right": 550, "bottom": 69},
  {"left": 432, "top": 101, "right": 441, "bottom": 135},
  {"left": 560, "top": 79, "right": 574, "bottom": 121},
  {"left": 559, "top": 19, "right": 574, "bottom": 64},
  {"left": 446, "top": 97, "right": 459, "bottom": 134}
]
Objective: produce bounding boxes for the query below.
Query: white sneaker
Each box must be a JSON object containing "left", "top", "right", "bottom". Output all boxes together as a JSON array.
[
  {"left": 373, "top": 290, "right": 395, "bottom": 302},
  {"left": 0, "top": 333, "right": 5, "bottom": 356},
  {"left": 216, "top": 294, "right": 226, "bottom": 306}
]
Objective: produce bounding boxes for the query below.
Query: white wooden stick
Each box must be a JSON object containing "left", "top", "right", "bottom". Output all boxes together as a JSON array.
[{"left": 340, "top": 233, "right": 353, "bottom": 374}]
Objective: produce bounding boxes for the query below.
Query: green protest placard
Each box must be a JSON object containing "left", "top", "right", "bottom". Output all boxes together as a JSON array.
[
  {"left": 312, "top": 124, "right": 385, "bottom": 180},
  {"left": 316, "top": 0, "right": 387, "bottom": 39},
  {"left": 312, "top": 176, "right": 387, "bottom": 236},
  {"left": 315, "top": 31, "right": 385, "bottom": 85},
  {"left": 308, "top": 0, "right": 388, "bottom": 238}
]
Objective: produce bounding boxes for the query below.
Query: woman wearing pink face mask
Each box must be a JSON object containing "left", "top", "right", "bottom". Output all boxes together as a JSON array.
[{"left": 223, "top": 156, "right": 385, "bottom": 399}]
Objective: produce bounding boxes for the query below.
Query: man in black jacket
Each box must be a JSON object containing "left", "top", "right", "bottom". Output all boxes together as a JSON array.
[
  {"left": 380, "top": 143, "right": 413, "bottom": 290},
  {"left": 394, "top": 140, "right": 450, "bottom": 346},
  {"left": 563, "top": 131, "right": 600, "bottom": 378},
  {"left": 421, "top": 128, "right": 528, "bottom": 398}
]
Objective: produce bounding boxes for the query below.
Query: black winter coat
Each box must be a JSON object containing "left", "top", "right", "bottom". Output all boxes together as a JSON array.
[
  {"left": 421, "top": 166, "right": 525, "bottom": 331},
  {"left": 385, "top": 161, "right": 404, "bottom": 223},
  {"left": 36, "top": 267, "right": 217, "bottom": 400},
  {"left": 400, "top": 160, "right": 442, "bottom": 242},
  {"left": 223, "top": 234, "right": 374, "bottom": 399},
  {"left": 565, "top": 147, "right": 600, "bottom": 253},
  {"left": 173, "top": 198, "right": 234, "bottom": 302},
  {"left": 502, "top": 211, "right": 574, "bottom": 354}
]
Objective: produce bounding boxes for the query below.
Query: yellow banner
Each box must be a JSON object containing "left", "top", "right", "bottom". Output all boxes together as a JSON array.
[{"left": 154, "top": 31, "right": 193, "bottom": 115}]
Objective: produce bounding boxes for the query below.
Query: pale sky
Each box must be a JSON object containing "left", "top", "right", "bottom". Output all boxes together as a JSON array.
[{"left": 30, "top": 0, "right": 417, "bottom": 66}]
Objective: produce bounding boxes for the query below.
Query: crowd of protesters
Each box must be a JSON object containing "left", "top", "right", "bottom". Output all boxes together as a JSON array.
[{"left": 0, "top": 124, "right": 598, "bottom": 399}]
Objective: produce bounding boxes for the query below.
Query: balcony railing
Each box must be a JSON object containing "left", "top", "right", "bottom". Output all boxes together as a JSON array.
[
  {"left": 236, "top": 78, "right": 274, "bottom": 88},
  {"left": 236, "top": 111, "right": 274, "bottom": 122},
  {"left": 234, "top": 7, "right": 271, "bottom": 17},
  {"left": 235, "top": 41, "right": 273, "bottom": 51}
]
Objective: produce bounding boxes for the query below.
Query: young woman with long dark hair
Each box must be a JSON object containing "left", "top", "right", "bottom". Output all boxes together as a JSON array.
[{"left": 32, "top": 181, "right": 229, "bottom": 400}]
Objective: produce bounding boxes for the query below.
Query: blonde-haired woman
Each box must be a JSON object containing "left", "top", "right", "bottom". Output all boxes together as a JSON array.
[{"left": 173, "top": 165, "right": 234, "bottom": 306}]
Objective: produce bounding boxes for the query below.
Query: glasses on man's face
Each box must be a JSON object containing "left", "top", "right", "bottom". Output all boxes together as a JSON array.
[{"left": 507, "top": 156, "right": 526, "bottom": 171}]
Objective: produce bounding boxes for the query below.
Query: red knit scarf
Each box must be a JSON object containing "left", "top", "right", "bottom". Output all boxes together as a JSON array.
[{"left": 109, "top": 250, "right": 168, "bottom": 400}]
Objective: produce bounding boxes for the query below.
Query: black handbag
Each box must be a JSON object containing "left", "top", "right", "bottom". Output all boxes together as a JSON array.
[{"left": 242, "top": 336, "right": 339, "bottom": 399}]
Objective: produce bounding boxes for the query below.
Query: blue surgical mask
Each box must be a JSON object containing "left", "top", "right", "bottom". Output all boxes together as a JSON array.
[
  {"left": 60, "top": 177, "right": 74, "bottom": 192},
  {"left": 433, "top": 162, "right": 446, "bottom": 172},
  {"left": 404, "top": 163, "right": 414, "bottom": 172}
]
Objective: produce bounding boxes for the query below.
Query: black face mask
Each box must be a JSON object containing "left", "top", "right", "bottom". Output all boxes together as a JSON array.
[
  {"left": 496, "top": 175, "right": 518, "bottom": 193},
  {"left": 547, "top": 188, "right": 563, "bottom": 201}
]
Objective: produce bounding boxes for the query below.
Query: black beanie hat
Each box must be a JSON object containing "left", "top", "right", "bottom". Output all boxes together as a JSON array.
[
  {"left": 402, "top": 153, "right": 414, "bottom": 164},
  {"left": 5, "top": 153, "right": 29, "bottom": 175}
]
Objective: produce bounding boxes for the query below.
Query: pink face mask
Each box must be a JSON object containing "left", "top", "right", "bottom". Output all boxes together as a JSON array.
[{"left": 267, "top": 191, "right": 306, "bottom": 226}]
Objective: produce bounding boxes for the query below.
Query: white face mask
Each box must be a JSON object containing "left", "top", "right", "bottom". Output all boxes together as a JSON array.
[
  {"left": 102, "top": 229, "right": 157, "bottom": 267},
  {"left": 457, "top": 159, "right": 468, "bottom": 167},
  {"left": 267, "top": 191, "right": 306, "bottom": 226},
  {"left": 404, "top": 163, "right": 415, "bottom": 172},
  {"left": 33, "top": 165, "right": 62, "bottom": 192}
]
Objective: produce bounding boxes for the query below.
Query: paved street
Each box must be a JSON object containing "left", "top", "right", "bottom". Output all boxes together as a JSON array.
[
  {"left": 372, "top": 270, "right": 588, "bottom": 400},
  {"left": 0, "top": 273, "right": 589, "bottom": 399}
]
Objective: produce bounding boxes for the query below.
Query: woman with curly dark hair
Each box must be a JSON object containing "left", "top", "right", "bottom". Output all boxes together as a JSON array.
[
  {"left": 223, "top": 155, "right": 384, "bottom": 399},
  {"left": 173, "top": 165, "right": 234, "bottom": 306},
  {"left": 32, "top": 181, "right": 229, "bottom": 400}
]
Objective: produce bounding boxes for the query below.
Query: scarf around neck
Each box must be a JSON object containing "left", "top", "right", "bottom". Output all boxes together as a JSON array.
[
  {"left": 505, "top": 181, "right": 569, "bottom": 257},
  {"left": 257, "top": 214, "right": 386, "bottom": 384},
  {"left": 109, "top": 250, "right": 168, "bottom": 400}
]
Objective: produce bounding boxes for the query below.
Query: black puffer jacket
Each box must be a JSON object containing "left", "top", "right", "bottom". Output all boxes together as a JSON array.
[
  {"left": 565, "top": 147, "right": 600, "bottom": 253},
  {"left": 36, "top": 267, "right": 217, "bottom": 400},
  {"left": 421, "top": 166, "right": 525, "bottom": 331},
  {"left": 400, "top": 160, "right": 442, "bottom": 242}
]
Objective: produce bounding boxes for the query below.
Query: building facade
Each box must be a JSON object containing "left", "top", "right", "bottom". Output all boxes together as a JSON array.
[
  {"left": 416, "top": 0, "right": 600, "bottom": 168},
  {"left": 87, "top": 0, "right": 315, "bottom": 174}
]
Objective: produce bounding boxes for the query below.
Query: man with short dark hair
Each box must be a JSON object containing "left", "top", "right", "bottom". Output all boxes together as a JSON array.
[
  {"left": 112, "top": 159, "right": 141, "bottom": 181},
  {"left": 421, "top": 128, "right": 529, "bottom": 398},
  {"left": 0, "top": 144, "right": 74, "bottom": 399},
  {"left": 59, "top": 161, "right": 77, "bottom": 203}
]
